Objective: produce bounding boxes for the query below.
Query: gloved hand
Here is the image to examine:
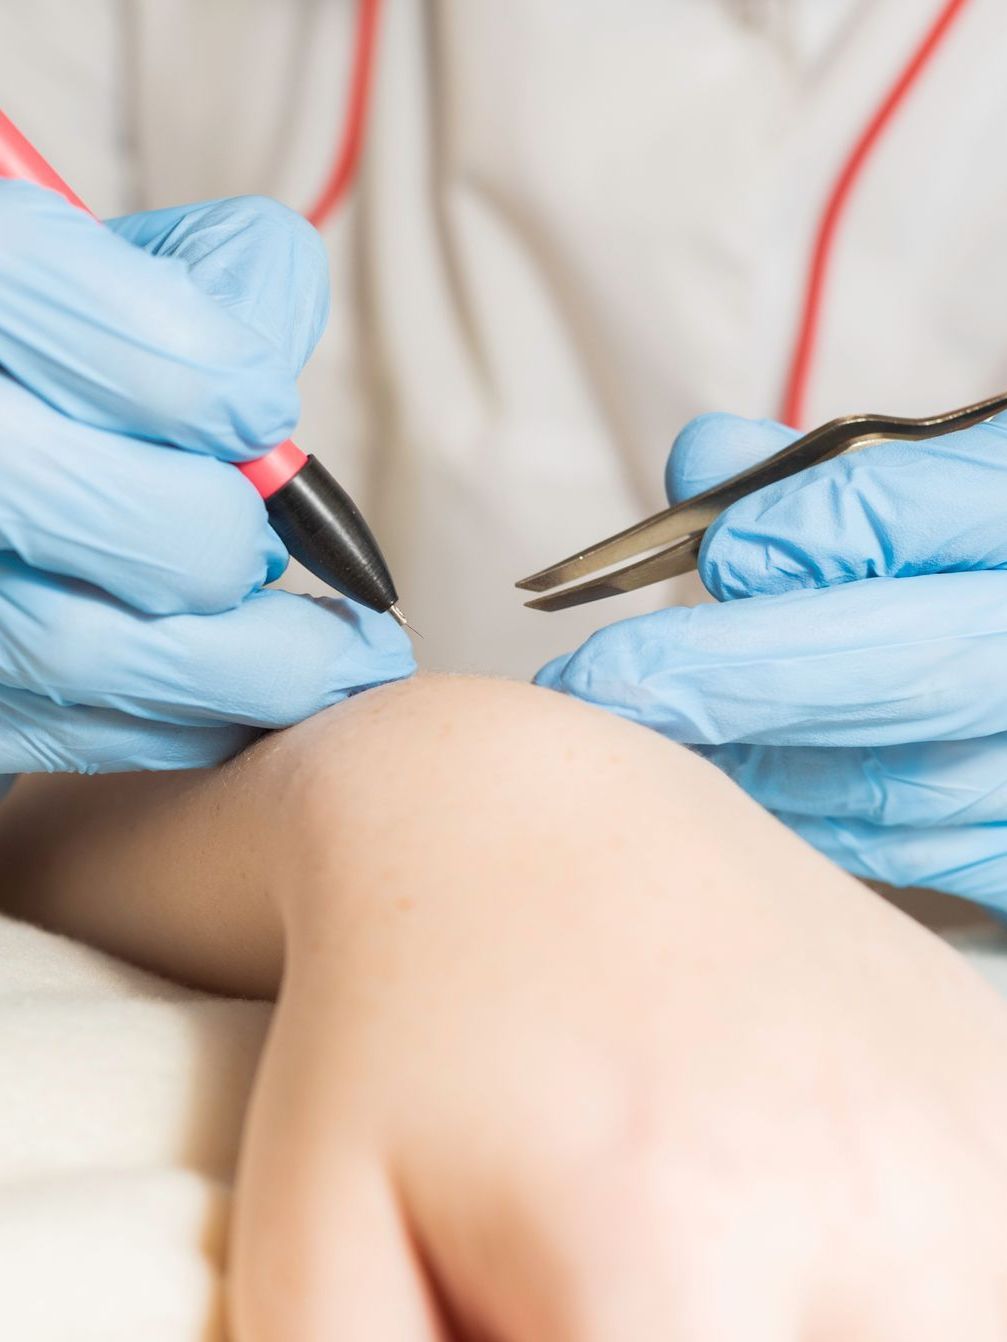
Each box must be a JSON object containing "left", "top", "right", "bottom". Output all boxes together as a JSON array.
[
  {"left": 0, "top": 183, "right": 413, "bottom": 777},
  {"left": 537, "top": 410, "right": 1007, "bottom": 909}
]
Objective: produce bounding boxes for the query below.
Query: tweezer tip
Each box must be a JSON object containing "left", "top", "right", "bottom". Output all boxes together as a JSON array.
[{"left": 389, "top": 603, "right": 423, "bottom": 638}]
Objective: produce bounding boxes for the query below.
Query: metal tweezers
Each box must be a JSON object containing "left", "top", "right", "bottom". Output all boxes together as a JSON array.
[{"left": 516, "top": 390, "right": 1007, "bottom": 611}]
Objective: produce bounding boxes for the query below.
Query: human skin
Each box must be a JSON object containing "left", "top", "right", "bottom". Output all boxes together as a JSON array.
[{"left": 1, "top": 675, "right": 1007, "bottom": 1339}]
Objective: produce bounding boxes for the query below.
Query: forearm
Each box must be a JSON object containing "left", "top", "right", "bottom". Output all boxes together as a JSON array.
[
  {"left": 0, "top": 740, "right": 291, "bottom": 997},
  {"left": 0, "top": 672, "right": 989, "bottom": 1012},
  {"left": 0, "top": 670, "right": 833, "bottom": 1000}
]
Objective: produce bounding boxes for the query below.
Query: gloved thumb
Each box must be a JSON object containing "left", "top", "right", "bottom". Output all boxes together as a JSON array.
[{"left": 664, "top": 413, "right": 801, "bottom": 505}]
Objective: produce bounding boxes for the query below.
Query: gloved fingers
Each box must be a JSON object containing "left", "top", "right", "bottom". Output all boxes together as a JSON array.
[
  {"left": 665, "top": 412, "right": 800, "bottom": 505},
  {"left": 701, "top": 735, "right": 1007, "bottom": 829},
  {"left": 775, "top": 809, "right": 1007, "bottom": 908},
  {"left": 0, "top": 181, "right": 298, "bottom": 458},
  {"left": 535, "top": 570, "right": 1007, "bottom": 748},
  {"left": 0, "top": 683, "right": 257, "bottom": 774},
  {"left": 106, "top": 197, "right": 330, "bottom": 377},
  {"left": 0, "top": 373, "right": 286, "bottom": 614},
  {"left": 700, "top": 416, "right": 1007, "bottom": 601},
  {"left": 0, "top": 555, "right": 416, "bottom": 729}
]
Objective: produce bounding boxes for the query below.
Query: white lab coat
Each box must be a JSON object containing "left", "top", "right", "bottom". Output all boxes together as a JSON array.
[{"left": 4, "top": 0, "right": 1007, "bottom": 676}]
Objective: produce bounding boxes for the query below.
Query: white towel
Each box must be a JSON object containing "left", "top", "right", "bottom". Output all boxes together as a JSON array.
[{"left": 0, "top": 912, "right": 267, "bottom": 1341}]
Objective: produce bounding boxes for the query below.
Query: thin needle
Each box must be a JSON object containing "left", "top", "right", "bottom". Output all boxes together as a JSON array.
[{"left": 389, "top": 603, "right": 424, "bottom": 638}]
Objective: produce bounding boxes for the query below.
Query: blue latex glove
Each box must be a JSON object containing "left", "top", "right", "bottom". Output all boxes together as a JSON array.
[
  {"left": 537, "top": 411, "right": 1007, "bottom": 909},
  {"left": 0, "top": 184, "right": 413, "bottom": 775}
]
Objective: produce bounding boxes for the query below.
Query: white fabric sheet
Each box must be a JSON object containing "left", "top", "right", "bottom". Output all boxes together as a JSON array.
[{"left": 0, "top": 913, "right": 266, "bottom": 1342}]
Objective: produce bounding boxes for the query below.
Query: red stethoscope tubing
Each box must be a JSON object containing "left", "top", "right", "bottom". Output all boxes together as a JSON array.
[
  {"left": 779, "top": 0, "right": 972, "bottom": 428},
  {"left": 303, "top": 0, "right": 383, "bottom": 228}
]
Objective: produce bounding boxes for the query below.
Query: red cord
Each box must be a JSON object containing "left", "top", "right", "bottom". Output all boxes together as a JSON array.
[
  {"left": 303, "top": 0, "right": 383, "bottom": 229},
  {"left": 779, "top": 0, "right": 971, "bottom": 429}
]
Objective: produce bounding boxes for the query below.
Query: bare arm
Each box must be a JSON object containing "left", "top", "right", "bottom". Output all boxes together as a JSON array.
[
  {"left": 0, "top": 668, "right": 862, "bottom": 1001},
  {"left": 0, "top": 736, "right": 290, "bottom": 997},
  {"left": 0, "top": 678, "right": 992, "bottom": 1004}
]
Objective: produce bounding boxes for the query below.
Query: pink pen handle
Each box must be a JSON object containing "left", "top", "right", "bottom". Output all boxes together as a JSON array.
[{"left": 0, "top": 107, "right": 308, "bottom": 497}]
